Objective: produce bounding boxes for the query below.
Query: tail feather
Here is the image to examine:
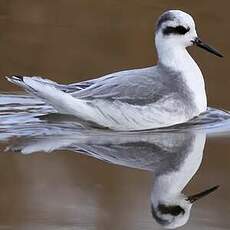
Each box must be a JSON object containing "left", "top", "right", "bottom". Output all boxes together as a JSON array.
[
  {"left": 6, "top": 75, "right": 72, "bottom": 104},
  {"left": 6, "top": 75, "right": 86, "bottom": 94},
  {"left": 6, "top": 75, "right": 95, "bottom": 121},
  {"left": 6, "top": 75, "right": 39, "bottom": 96}
]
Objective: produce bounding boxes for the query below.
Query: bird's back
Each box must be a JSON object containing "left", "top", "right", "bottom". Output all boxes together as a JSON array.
[{"left": 73, "top": 65, "right": 195, "bottom": 109}]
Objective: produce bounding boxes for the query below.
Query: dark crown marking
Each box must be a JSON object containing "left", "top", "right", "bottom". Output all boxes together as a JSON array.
[{"left": 156, "top": 12, "right": 175, "bottom": 31}]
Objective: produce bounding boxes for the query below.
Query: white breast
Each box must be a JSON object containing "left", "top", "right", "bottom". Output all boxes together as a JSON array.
[{"left": 180, "top": 56, "right": 207, "bottom": 114}]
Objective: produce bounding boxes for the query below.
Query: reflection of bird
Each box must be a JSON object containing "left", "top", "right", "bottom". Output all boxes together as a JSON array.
[
  {"left": 7, "top": 126, "right": 219, "bottom": 229},
  {"left": 149, "top": 131, "right": 218, "bottom": 229},
  {"left": 6, "top": 10, "right": 223, "bottom": 131}
]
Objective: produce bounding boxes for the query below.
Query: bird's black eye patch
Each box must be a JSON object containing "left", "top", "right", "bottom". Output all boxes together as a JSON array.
[
  {"left": 163, "top": 26, "right": 190, "bottom": 35},
  {"left": 158, "top": 204, "right": 185, "bottom": 216}
]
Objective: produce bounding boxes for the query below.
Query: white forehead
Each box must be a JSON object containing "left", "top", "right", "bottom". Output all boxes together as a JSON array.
[{"left": 157, "top": 10, "right": 195, "bottom": 30}]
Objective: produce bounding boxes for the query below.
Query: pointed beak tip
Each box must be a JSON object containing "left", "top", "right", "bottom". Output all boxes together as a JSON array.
[
  {"left": 193, "top": 38, "right": 223, "bottom": 58},
  {"left": 215, "top": 53, "right": 224, "bottom": 58},
  {"left": 187, "top": 185, "right": 220, "bottom": 203},
  {"left": 214, "top": 185, "right": 220, "bottom": 190}
]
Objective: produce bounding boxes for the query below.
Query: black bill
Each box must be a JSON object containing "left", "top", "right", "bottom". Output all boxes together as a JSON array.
[
  {"left": 193, "top": 38, "right": 223, "bottom": 57},
  {"left": 187, "top": 185, "right": 220, "bottom": 203}
]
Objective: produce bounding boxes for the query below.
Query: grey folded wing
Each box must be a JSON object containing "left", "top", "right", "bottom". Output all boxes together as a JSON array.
[{"left": 71, "top": 66, "right": 180, "bottom": 106}]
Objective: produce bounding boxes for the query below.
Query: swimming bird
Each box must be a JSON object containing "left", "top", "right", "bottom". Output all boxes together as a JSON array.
[{"left": 6, "top": 10, "right": 223, "bottom": 131}]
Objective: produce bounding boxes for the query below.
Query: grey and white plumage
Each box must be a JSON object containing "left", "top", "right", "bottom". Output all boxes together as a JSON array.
[{"left": 6, "top": 10, "right": 222, "bottom": 131}]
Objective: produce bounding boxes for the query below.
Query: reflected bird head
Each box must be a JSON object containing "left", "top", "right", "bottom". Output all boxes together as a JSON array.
[
  {"left": 151, "top": 185, "right": 219, "bottom": 229},
  {"left": 155, "top": 10, "right": 223, "bottom": 57}
]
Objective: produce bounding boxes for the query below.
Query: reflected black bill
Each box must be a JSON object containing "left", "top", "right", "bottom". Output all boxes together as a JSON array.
[
  {"left": 187, "top": 185, "right": 220, "bottom": 203},
  {"left": 193, "top": 38, "right": 223, "bottom": 57}
]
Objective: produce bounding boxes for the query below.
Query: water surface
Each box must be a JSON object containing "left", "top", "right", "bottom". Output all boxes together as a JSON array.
[{"left": 0, "top": 93, "right": 230, "bottom": 229}]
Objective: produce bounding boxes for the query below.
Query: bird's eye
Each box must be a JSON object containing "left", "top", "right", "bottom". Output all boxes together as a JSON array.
[
  {"left": 158, "top": 204, "right": 185, "bottom": 216},
  {"left": 175, "top": 26, "right": 190, "bottom": 34},
  {"left": 163, "top": 26, "right": 190, "bottom": 35}
]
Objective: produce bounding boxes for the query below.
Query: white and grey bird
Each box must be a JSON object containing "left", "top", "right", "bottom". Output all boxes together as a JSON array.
[{"left": 6, "top": 10, "right": 223, "bottom": 131}]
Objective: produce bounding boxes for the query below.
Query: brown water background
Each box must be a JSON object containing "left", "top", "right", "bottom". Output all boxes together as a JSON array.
[{"left": 0, "top": 1, "right": 229, "bottom": 230}]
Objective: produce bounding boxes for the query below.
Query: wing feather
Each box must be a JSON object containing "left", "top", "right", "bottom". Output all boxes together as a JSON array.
[{"left": 72, "top": 66, "right": 170, "bottom": 105}]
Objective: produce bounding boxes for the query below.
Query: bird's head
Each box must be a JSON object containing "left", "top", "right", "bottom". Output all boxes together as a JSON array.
[
  {"left": 155, "top": 10, "right": 223, "bottom": 57},
  {"left": 151, "top": 185, "right": 219, "bottom": 229}
]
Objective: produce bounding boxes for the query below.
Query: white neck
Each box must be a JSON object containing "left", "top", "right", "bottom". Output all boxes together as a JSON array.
[
  {"left": 155, "top": 37, "right": 207, "bottom": 114},
  {"left": 151, "top": 131, "right": 206, "bottom": 205}
]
